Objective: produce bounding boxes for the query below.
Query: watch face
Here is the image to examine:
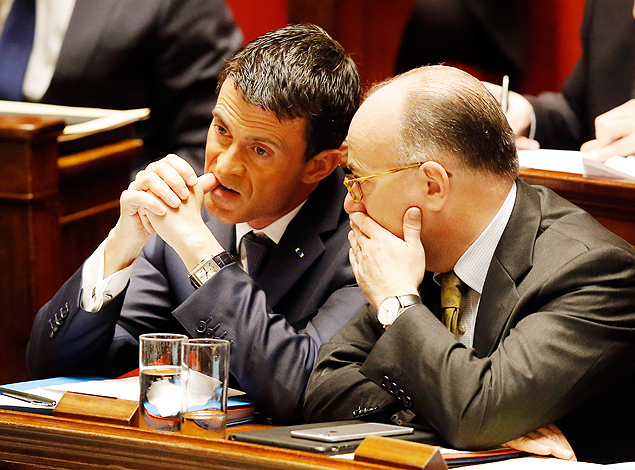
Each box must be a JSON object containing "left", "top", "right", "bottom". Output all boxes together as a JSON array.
[
  {"left": 195, "top": 259, "right": 220, "bottom": 283},
  {"left": 198, "top": 266, "right": 214, "bottom": 282},
  {"left": 378, "top": 296, "right": 401, "bottom": 325}
]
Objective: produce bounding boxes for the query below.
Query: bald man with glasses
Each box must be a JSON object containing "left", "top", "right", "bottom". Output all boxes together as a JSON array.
[{"left": 305, "top": 65, "right": 635, "bottom": 464}]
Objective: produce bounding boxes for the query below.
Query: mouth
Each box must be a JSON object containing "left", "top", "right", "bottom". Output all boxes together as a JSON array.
[
  {"left": 210, "top": 176, "right": 240, "bottom": 198},
  {"left": 218, "top": 182, "right": 238, "bottom": 194}
]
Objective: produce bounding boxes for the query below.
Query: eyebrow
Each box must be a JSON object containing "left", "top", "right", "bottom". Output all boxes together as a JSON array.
[{"left": 212, "top": 109, "right": 284, "bottom": 150}]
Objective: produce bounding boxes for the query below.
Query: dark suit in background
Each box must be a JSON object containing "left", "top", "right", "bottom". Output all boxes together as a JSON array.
[
  {"left": 395, "top": 0, "right": 526, "bottom": 81},
  {"left": 305, "top": 181, "right": 635, "bottom": 464},
  {"left": 27, "top": 168, "right": 367, "bottom": 423},
  {"left": 527, "top": 0, "right": 635, "bottom": 150},
  {"left": 36, "top": 0, "right": 242, "bottom": 173}
]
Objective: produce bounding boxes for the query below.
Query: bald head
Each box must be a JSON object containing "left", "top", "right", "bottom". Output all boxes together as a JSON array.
[{"left": 365, "top": 65, "right": 519, "bottom": 180}]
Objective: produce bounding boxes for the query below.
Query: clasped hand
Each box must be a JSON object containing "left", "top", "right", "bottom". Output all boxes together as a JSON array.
[
  {"left": 348, "top": 208, "right": 426, "bottom": 308},
  {"left": 104, "top": 154, "right": 219, "bottom": 276}
]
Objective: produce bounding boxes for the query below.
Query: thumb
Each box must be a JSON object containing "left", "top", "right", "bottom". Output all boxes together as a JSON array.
[{"left": 403, "top": 207, "right": 422, "bottom": 245}]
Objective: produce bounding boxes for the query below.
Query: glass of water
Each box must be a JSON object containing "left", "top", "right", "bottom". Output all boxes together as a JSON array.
[
  {"left": 181, "top": 338, "right": 231, "bottom": 439},
  {"left": 138, "top": 333, "right": 188, "bottom": 432}
]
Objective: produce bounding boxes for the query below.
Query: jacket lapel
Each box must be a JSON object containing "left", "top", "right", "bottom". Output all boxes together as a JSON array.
[
  {"left": 472, "top": 180, "right": 540, "bottom": 357},
  {"left": 258, "top": 168, "right": 348, "bottom": 313}
]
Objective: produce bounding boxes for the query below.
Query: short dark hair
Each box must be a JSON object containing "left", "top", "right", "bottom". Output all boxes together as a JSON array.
[
  {"left": 370, "top": 65, "right": 519, "bottom": 179},
  {"left": 218, "top": 24, "right": 360, "bottom": 161}
]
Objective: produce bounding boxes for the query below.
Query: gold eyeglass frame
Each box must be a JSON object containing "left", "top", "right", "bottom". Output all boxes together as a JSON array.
[{"left": 343, "top": 162, "right": 424, "bottom": 203}]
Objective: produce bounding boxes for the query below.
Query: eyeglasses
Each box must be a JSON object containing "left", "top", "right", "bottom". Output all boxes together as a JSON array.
[{"left": 343, "top": 162, "right": 424, "bottom": 203}]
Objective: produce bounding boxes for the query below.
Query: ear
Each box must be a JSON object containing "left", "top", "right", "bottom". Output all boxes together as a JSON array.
[
  {"left": 338, "top": 140, "right": 349, "bottom": 168},
  {"left": 419, "top": 161, "right": 451, "bottom": 211},
  {"left": 302, "top": 147, "right": 343, "bottom": 184}
]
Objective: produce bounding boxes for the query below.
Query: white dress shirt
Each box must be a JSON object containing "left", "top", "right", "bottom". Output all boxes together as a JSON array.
[
  {"left": 434, "top": 182, "right": 517, "bottom": 347},
  {"left": 0, "top": 0, "right": 76, "bottom": 101}
]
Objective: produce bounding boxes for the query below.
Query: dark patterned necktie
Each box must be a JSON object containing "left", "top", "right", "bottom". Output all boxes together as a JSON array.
[
  {"left": 0, "top": 0, "right": 36, "bottom": 101},
  {"left": 441, "top": 271, "right": 462, "bottom": 338},
  {"left": 242, "top": 231, "right": 275, "bottom": 280}
]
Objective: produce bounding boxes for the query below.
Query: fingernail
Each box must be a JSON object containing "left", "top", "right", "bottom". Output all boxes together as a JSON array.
[
  {"left": 189, "top": 175, "right": 198, "bottom": 185},
  {"left": 170, "top": 195, "right": 180, "bottom": 207},
  {"left": 181, "top": 187, "right": 190, "bottom": 198}
]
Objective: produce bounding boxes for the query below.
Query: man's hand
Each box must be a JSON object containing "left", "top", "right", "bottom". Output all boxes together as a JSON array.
[
  {"left": 482, "top": 82, "right": 540, "bottom": 150},
  {"left": 581, "top": 99, "right": 635, "bottom": 162},
  {"left": 142, "top": 172, "right": 223, "bottom": 270},
  {"left": 348, "top": 208, "right": 426, "bottom": 307},
  {"left": 504, "top": 423, "right": 576, "bottom": 461},
  {"left": 104, "top": 154, "right": 204, "bottom": 277}
]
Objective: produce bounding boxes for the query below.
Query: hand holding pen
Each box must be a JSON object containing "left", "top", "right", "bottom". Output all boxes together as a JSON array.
[{"left": 482, "top": 77, "right": 539, "bottom": 150}]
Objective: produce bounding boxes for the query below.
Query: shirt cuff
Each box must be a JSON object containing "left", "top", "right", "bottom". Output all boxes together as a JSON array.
[{"left": 80, "top": 240, "right": 136, "bottom": 312}]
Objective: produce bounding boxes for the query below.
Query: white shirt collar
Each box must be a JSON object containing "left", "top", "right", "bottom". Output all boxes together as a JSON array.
[
  {"left": 235, "top": 200, "right": 307, "bottom": 250},
  {"left": 435, "top": 182, "right": 516, "bottom": 293}
]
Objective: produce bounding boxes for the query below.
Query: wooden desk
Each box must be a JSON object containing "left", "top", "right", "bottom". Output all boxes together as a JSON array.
[
  {"left": 519, "top": 168, "right": 635, "bottom": 246},
  {"left": 0, "top": 410, "right": 391, "bottom": 470},
  {"left": 0, "top": 116, "right": 141, "bottom": 384}
]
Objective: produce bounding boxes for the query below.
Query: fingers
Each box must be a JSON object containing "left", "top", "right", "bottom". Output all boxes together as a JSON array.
[
  {"left": 504, "top": 92, "right": 534, "bottom": 137},
  {"left": 137, "top": 208, "right": 156, "bottom": 235},
  {"left": 580, "top": 139, "right": 600, "bottom": 153},
  {"left": 587, "top": 99, "right": 635, "bottom": 158},
  {"left": 516, "top": 136, "right": 540, "bottom": 150},
  {"left": 482, "top": 82, "right": 502, "bottom": 102},
  {"left": 348, "top": 211, "right": 378, "bottom": 240},
  {"left": 504, "top": 424, "right": 576, "bottom": 461},
  {"left": 582, "top": 132, "right": 635, "bottom": 162},
  {"left": 594, "top": 99, "right": 635, "bottom": 148},
  {"left": 131, "top": 154, "right": 198, "bottom": 209},
  {"left": 120, "top": 187, "right": 168, "bottom": 218},
  {"left": 505, "top": 435, "right": 552, "bottom": 456},
  {"left": 539, "top": 423, "right": 577, "bottom": 461},
  {"left": 198, "top": 172, "right": 217, "bottom": 193}
]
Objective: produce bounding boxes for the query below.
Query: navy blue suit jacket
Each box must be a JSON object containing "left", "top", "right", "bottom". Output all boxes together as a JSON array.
[{"left": 27, "top": 168, "right": 367, "bottom": 423}]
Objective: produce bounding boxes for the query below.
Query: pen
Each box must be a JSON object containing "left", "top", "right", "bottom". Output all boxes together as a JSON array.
[
  {"left": 501, "top": 75, "right": 510, "bottom": 114},
  {"left": 0, "top": 386, "right": 57, "bottom": 407}
]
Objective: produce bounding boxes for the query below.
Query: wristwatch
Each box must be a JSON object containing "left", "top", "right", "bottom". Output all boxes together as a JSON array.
[
  {"left": 377, "top": 294, "right": 422, "bottom": 327},
  {"left": 189, "top": 251, "right": 235, "bottom": 289}
]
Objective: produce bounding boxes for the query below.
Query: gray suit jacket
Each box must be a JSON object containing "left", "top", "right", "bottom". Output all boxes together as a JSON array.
[
  {"left": 39, "top": 0, "right": 242, "bottom": 173},
  {"left": 527, "top": 0, "right": 635, "bottom": 150},
  {"left": 27, "top": 168, "right": 367, "bottom": 423},
  {"left": 304, "top": 181, "right": 635, "bottom": 463}
]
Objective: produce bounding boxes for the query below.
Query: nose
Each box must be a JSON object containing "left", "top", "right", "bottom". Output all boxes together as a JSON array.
[
  {"left": 343, "top": 192, "right": 366, "bottom": 215},
  {"left": 214, "top": 144, "right": 244, "bottom": 177}
]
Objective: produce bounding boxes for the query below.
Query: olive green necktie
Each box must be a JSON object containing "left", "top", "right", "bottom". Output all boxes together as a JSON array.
[{"left": 441, "top": 271, "right": 462, "bottom": 338}]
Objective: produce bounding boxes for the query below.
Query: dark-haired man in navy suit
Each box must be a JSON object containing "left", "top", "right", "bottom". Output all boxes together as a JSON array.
[{"left": 27, "top": 24, "right": 366, "bottom": 424}]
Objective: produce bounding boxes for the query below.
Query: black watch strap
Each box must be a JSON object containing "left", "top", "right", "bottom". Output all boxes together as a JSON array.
[{"left": 189, "top": 251, "right": 235, "bottom": 289}]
